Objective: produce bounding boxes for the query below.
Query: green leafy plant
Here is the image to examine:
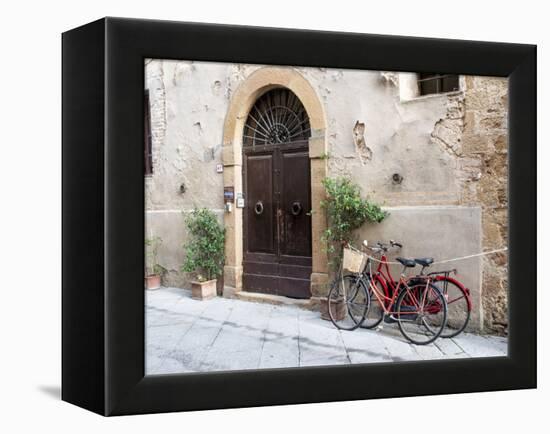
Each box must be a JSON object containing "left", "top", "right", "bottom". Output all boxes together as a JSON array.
[
  {"left": 320, "top": 177, "right": 388, "bottom": 267},
  {"left": 181, "top": 208, "right": 225, "bottom": 281},
  {"left": 145, "top": 236, "right": 165, "bottom": 276}
]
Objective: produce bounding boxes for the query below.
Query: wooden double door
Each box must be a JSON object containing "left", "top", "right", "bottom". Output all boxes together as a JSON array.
[{"left": 243, "top": 141, "right": 312, "bottom": 299}]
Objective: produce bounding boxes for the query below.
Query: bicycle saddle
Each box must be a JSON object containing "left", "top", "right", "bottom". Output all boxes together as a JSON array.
[
  {"left": 396, "top": 257, "right": 416, "bottom": 268},
  {"left": 415, "top": 257, "right": 434, "bottom": 267}
]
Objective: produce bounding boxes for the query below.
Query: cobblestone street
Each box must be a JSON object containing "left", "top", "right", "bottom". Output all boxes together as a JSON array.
[{"left": 146, "top": 287, "right": 507, "bottom": 375}]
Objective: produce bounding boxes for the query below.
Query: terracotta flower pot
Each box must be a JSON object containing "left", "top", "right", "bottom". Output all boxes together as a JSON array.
[
  {"left": 191, "top": 279, "right": 217, "bottom": 300},
  {"left": 145, "top": 274, "right": 161, "bottom": 290}
]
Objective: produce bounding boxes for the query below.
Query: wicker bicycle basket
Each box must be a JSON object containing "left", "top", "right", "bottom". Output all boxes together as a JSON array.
[{"left": 342, "top": 247, "right": 365, "bottom": 273}]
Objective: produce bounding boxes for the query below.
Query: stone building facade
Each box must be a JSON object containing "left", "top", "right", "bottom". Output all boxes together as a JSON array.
[{"left": 145, "top": 59, "right": 508, "bottom": 334}]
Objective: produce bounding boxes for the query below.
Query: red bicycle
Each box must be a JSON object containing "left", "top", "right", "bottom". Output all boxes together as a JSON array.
[
  {"left": 328, "top": 243, "right": 448, "bottom": 345},
  {"left": 421, "top": 266, "right": 472, "bottom": 338},
  {"left": 360, "top": 241, "right": 472, "bottom": 338}
]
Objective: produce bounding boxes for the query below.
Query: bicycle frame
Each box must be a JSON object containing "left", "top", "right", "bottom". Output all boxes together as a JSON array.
[
  {"left": 361, "top": 250, "right": 471, "bottom": 314},
  {"left": 376, "top": 253, "right": 396, "bottom": 299},
  {"left": 361, "top": 252, "right": 402, "bottom": 309},
  {"left": 364, "top": 262, "right": 432, "bottom": 318}
]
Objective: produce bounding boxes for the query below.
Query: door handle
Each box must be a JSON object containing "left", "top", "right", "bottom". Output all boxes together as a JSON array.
[
  {"left": 291, "top": 201, "right": 302, "bottom": 216},
  {"left": 254, "top": 200, "right": 264, "bottom": 215}
]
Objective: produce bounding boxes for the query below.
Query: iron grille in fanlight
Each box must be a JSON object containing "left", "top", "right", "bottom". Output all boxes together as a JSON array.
[{"left": 243, "top": 88, "right": 311, "bottom": 147}]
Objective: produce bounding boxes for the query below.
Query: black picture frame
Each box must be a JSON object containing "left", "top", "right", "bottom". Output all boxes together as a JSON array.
[{"left": 62, "top": 17, "right": 536, "bottom": 416}]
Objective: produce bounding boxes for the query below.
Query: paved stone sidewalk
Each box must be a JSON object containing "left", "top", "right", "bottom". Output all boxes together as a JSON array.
[{"left": 146, "top": 287, "right": 507, "bottom": 375}]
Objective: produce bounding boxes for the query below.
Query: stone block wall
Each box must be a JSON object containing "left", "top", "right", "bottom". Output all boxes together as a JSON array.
[
  {"left": 461, "top": 77, "right": 509, "bottom": 334},
  {"left": 144, "top": 59, "right": 508, "bottom": 334}
]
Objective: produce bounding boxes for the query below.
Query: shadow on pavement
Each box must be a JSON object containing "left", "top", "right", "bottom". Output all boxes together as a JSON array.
[{"left": 37, "top": 385, "right": 61, "bottom": 400}]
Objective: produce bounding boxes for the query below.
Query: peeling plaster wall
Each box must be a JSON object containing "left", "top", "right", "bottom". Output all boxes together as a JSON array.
[
  {"left": 295, "top": 67, "right": 460, "bottom": 206},
  {"left": 144, "top": 60, "right": 261, "bottom": 287},
  {"left": 145, "top": 59, "right": 508, "bottom": 333},
  {"left": 145, "top": 60, "right": 259, "bottom": 211},
  {"left": 145, "top": 61, "right": 466, "bottom": 211}
]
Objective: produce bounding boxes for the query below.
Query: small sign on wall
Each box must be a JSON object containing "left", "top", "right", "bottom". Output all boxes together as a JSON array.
[
  {"left": 236, "top": 193, "right": 245, "bottom": 208},
  {"left": 216, "top": 164, "right": 223, "bottom": 173},
  {"left": 224, "top": 186, "right": 234, "bottom": 203}
]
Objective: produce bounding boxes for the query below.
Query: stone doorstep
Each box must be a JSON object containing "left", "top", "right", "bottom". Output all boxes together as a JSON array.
[{"left": 224, "top": 286, "right": 322, "bottom": 312}]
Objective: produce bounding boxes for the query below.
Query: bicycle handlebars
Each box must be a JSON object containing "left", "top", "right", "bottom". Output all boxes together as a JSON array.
[
  {"left": 374, "top": 240, "right": 403, "bottom": 252},
  {"left": 362, "top": 239, "right": 403, "bottom": 253}
]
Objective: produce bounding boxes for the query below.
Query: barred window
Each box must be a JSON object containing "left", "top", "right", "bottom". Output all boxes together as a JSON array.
[
  {"left": 418, "top": 73, "right": 459, "bottom": 96},
  {"left": 243, "top": 88, "right": 310, "bottom": 147}
]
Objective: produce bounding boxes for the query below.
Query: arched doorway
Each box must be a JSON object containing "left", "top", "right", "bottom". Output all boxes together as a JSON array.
[
  {"left": 242, "top": 88, "right": 312, "bottom": 298},
  {"left": 221, "top": 67, "right": 328, "bottom": 303}
]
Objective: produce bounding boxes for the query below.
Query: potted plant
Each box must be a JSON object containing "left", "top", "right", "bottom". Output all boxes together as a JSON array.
[
  {"left": 181, "top": 208, "right": 225, "bottom": 300},
  {"left": 145, "top": 236, "right": 165, "bottom": 290},
  {"left": 319, "top": 176, "right": 388, "bottom": 319}
]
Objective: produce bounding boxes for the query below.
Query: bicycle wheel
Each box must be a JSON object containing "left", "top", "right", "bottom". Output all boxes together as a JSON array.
[
  {"left": 396, "top": 282, "right": 447, "bottom": 345},
  {"left": 360, "top": 274, "right": 384, "bottom": 329},
  {"left": 431, "top": 278, "right": 471, "bottom": 338},
  {"left": 327, "top": 275, "right": 370, "bottom": 331}
]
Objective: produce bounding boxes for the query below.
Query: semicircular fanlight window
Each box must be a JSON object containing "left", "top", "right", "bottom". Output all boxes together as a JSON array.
[{"left": 243, "top": 88, "right": 310, "bottom": 147}]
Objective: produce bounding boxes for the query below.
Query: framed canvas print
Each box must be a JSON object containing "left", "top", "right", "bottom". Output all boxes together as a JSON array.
[{"left": 62, "top": 17, "right": 536, "bottom": 416}]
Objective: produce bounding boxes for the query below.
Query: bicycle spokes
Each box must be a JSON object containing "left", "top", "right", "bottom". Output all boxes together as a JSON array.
[
  {"left": 396, "top": 283, "right": 447, "bottom": 345},
  {"left": 432, "top": 279, "right": 471, "bottom": 338},
  {"left": 361, "top": 276, "right": 384, "bottom": 329},
  {"left": 328, "top": 275, "right": 370, "bottom": 331}
]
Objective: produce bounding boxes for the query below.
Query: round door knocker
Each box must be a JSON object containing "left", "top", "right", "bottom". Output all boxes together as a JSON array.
[
  {"left": 254, "top": 200, "right": 264, "bottom": 216},
  {"left": 291, "top": 201, "right": 302, "bottom": 216}
]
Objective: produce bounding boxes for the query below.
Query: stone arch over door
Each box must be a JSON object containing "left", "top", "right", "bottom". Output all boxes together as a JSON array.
[{"left": 222, "top": 67, "right": 328, "bottom": 301}]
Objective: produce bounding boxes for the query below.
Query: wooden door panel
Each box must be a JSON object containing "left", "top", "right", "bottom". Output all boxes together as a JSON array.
[
  {"left": 278, "top": 255, "right": 312, "bottom": 267},
  {"left": 245, "top": 154, "right": 275, "bottom": 255},
  {"left": 279, "top": 277, "right": 311, "bottom": 298},
  {"left": 280, "top": 150, "right": 312, "bottom": 258},
  {"left": 244, "top": 274, "right": 280, "bottom": 295},
  {"left": 278, "top": 263, "right": 312, "bottom": 279},
  {"left": 243, "top": 261, "right": 279, "bottom": 276},
  {"left": 243, "top": 142, "right": 312, "bottom": 299}
]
